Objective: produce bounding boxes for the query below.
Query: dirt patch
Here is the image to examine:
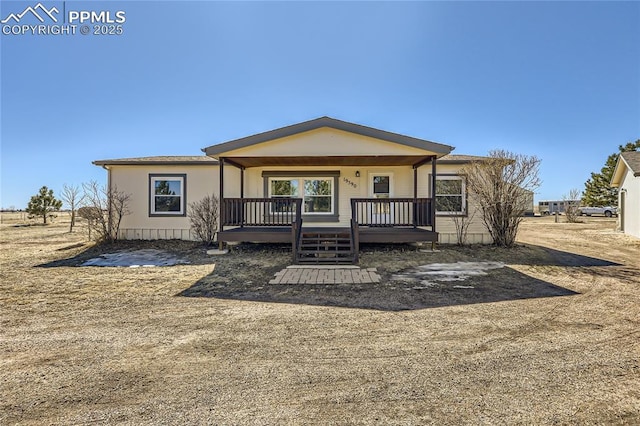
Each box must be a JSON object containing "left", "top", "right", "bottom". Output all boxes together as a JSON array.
[{"left": 1, "top": 217, "right": 639, "bottom": 424}]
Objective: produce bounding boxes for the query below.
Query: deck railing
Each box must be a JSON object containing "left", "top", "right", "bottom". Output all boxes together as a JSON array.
[
  {"left": 221, "top": 198, "right": 303, "bottom": 227},
  {"left": 351, "top": 198, "right": 433, "bottom": 227},
  {"left": 221, "top": 197, "right": 432, "bottom": 228}
]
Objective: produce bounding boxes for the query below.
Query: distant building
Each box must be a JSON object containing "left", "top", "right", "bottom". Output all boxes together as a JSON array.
[{"left": 537, "top": 199, "right": 580, "bottom": 216}]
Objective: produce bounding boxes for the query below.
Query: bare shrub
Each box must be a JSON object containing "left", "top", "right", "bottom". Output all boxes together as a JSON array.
[
  {"left": 77, "top": 206, "right": 101, "bottom": 240},
  {"left": 563, "top": 188, "right": 582, "bottom": 223},
  {"left": 438, "top": 191, "right": 477, "bottom": 246},
  {"left": 461, "top": 150, "right": 541, "bottom": 247},
  {"left": 61, "top": 184, "right": 84, "bottom": 233},
  {"left": 189, "top": 194, "right": 219, "bottom": 246},
  {"left": 82, "top": 181, "right": 131, "bottom": 242}
]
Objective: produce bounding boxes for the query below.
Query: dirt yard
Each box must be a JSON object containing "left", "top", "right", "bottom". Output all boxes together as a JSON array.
[{"left": 1, "top": 215, "right": 639, "bottom": 424}]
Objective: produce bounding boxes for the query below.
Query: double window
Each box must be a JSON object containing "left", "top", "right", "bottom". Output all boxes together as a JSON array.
[
  {"left": 149, "top": 174, "right": 186, "bottom": 216},
  {"left": 269, "top": 177, "right": 334, "bottom": 214},
  {"left": 264, "top": 171, "right": 339, "bottom": 221},
  {"left": 434, "top": 175, "right": 466, "bottom": 215}
]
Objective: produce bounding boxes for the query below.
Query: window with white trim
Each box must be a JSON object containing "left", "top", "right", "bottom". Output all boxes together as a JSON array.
[
  {"left": 303, "top": 179, "right": 332, "bottom": 213},
  {"left": 150, "top": 175, "right": 186, "bottom": 216},
  {"left": 435, "top": 175, "right": 466, "bottom": 215},
  {"left": 268, "top": 177, "right": 334, "bottom": 214}
]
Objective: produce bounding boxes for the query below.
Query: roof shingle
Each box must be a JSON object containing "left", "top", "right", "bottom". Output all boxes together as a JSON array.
[{"left": 620, "top": 151, "right": 640, "bottom": 175}]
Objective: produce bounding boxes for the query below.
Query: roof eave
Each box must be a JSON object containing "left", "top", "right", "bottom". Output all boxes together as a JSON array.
[
  {"left": 92, "top": 160, "right": 219, "bottom": 166},
  {"left": 610, "top": 157, "right": 627, "bottom": 187}
]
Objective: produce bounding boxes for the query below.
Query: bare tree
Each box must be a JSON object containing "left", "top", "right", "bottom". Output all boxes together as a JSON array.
[
  {"left": 188, "top": 194, "right": 219, "bottom": 246},
  {"left": 563, "top": 188, "right": 582, "bottom": 223},
  {"left": 61, "top": 184, "right": 84, "bottom": 232},
  {"left": 82, "top": 180, "right": 131, "bottom": 242},
  {"left": 461, "top": 150, "right": 541, "bottom": 247}
]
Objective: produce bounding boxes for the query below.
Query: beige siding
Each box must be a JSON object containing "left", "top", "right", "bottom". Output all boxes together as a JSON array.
[
  {"left": 221, "top": 128, "right": 438, "bottom": 158},
  {"left": 619, "top": 168, "right": 640, "bottom": 239},
  {"left": 419, "top": 163, "right": 491, "bottom": 244},
  {"left": 107, "top": 160, "right": 492, "bottom": 244},
  {"left": 109, "top": 164, "right": 220, "bottom": 240}
]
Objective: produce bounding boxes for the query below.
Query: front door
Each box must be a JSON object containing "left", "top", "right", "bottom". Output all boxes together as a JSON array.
[{"left": 370, "top": 173, "right": 392, "bottom": 225}]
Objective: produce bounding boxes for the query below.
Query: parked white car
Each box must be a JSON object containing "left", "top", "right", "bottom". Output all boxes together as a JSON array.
[{"left": 577, "top": 206, "right": 618, "bottom": 217}]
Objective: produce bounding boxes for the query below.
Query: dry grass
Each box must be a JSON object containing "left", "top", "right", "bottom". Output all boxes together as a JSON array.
[{"left": 1, "top": 216, "right": 639, "bottom": 424}]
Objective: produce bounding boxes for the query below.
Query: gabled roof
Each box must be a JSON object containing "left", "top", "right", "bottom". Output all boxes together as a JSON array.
[
  {"left": 93, "top": 156, "right": 218, "bottom": 166},
  {"left": 620, "top": 151, "right": 640, "bottom": 175},
  {"left": 611, "top": 151, "right": 640, "bottom": 187},
  {"left": 203, "top": 116, "right": 454, "bottom": 157}
]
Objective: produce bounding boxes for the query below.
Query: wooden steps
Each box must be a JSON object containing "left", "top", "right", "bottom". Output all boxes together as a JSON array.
[{"left": 296, "top": 229, "right": 356, "bottom": 264}]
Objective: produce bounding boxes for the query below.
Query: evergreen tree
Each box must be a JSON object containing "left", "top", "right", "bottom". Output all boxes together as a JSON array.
[
  {"left": 26, "top": 186, "right": 63, "bottom": 224},
  {"left": 583, "top": 140, "right": 640, "bottom": 206}
]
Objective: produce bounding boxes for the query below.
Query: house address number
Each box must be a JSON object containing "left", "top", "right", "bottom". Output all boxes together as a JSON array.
[{"left": 343, "top": 177, "right": 357, "bottom": 188}]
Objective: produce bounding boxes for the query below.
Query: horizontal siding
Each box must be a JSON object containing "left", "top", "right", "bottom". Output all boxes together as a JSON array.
[
  {"left": 109, "top": 164, "right": 218, "bottom": 241},
  {"left": 110, "top": 161, "right": 492, "bottom": 243},
  {"left": 620, "top": 169, "right": 640, "bottom": 239},
  {"left": 221, "top": 128, "right": 432, "bottom": 157},
  {"left": 120, "top": 228, "right": 196, "bottom": 241},
  {"left": 438, "top": 232, "right": 493, "bottom": 244}
]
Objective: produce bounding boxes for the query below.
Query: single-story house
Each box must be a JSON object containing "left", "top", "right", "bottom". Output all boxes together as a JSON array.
[
  {"left": 94, "top": 117, "right": 493, "bottom": 263},
  {"left": 611, "top": 150, "right": 640, "bottom": 239}
]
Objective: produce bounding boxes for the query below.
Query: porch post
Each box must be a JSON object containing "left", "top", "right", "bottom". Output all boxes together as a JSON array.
[
  {"left": 431, "top": 155, "right": 437, "bottom": 233},
  {"left": 218, "top": 158, "right": 225, "bottom": 250},
  {"left": 413, "top": 167, "right": 418, "bottom": 199},
  {"left": 413, "top": 166, "right": 418, "bottom": 228},
  {"left": 239, "top": 166, "right": 245, "bottom": 228},
  {"left": 240, "top": 167, "right": 244, "bottom": 199}
]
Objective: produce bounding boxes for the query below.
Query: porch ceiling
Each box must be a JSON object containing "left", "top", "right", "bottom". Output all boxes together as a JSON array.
[{"left": 222, "top": 155, "right": 434, "bottom": 168}]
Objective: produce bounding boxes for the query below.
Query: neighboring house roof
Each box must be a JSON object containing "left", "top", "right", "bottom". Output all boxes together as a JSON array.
[
  {"left": 611, "top": 151, "right": 640, "bottom": 187},
  {"left": 203, "top": 116, "right": 454, "bottom": 157},
  {"left": 93, "top": 156, "right": 218, "bottom": 166}
]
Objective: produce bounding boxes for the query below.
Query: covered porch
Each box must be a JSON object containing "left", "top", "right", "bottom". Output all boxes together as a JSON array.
[
  {"left": 203, "top": 117, "right": 452, "bottom": 264},
  {"left": 215, "top": 155, "right": 439, "bottom": 264}
]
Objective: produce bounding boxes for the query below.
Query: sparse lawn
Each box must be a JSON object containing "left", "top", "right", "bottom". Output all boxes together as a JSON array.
[{"left": 1, "top": 216, "right": 639, "bottom": 424}]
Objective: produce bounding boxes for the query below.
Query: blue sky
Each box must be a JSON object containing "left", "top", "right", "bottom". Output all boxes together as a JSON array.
[{"left": 1, "top": 1, "right": 639, "bottom": 209}]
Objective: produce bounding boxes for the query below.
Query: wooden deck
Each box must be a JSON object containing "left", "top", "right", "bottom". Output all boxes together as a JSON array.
[
  {"left": 218, "top": 197, "right": 438, "bottom": 264},
  {"left": 359, "top": 227, "right": 438, "bottom": 243},
  {"left": 218, "top": 226, "right": 437, "bottom": 244},
  {"left": 218, "top": 226, "right": 293, "bottom": 243}
]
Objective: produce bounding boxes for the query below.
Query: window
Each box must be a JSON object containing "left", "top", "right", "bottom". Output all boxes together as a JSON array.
[
  {"left": 150, "top": 174, "right": 186, "bottom": 216},
  {"left": 263, "top": 172, "right": 339, "bottom": 222},
  {"left": 270, "top": 179, "right": 299, "bottom": 214},
  {"left": 303, "top": 179, "right": 332, "bottom": 213},
  {"left": 434, "top": 175, "right": 465, "bottom": 215},
  {"left": 270, "top": 179, "right": 299, "bottom": 198},
  {"left": 268, "top": 177, "right": 334, "bottom": 214}
]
